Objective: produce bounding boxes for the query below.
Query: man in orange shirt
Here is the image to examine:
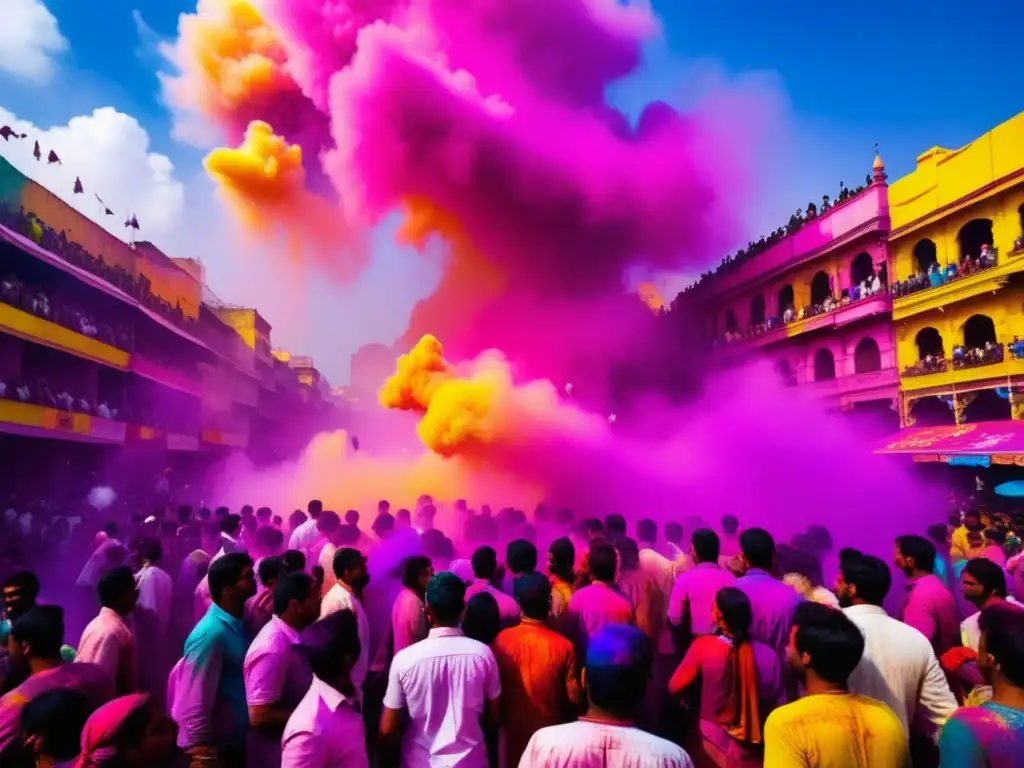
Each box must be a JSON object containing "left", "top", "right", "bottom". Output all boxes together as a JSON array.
[{"left": 493, "top": 572, "right": 583, "bottom": 767}]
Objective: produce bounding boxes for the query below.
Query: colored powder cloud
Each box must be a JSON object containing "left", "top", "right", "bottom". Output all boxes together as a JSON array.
[
  {"left": 637, "top": 282, "right": 665, "bottom": 313},
  {"left": 162, "top": 0, "right": 333, "bottom": 182},
  {"left": 318, "top": 0, "right": 755, "bottom": 379},
  {"left": 204, "top": 120, "right": 366, "bottom": 278}
]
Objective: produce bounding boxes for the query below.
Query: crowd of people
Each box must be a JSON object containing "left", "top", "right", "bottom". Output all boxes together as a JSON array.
[
  {"left": 719, "top": 267, "right": 887, "bottom": 346},
  {"left": 0, "top": 492, "right": 1021, "bottom": 768},
  {"left": 890, "top": 246, "right": 999, "bottom": 300},
  {"left": 679, "top": 177, "right": 874, "bottom": 298},
  {"left": 0, "top": 201, "right": 197, "bottom": 335}
]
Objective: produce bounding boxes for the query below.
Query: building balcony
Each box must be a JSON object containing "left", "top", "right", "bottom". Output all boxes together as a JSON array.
[
  {"left": 892, "top": 250, "right": 1024, "bottom": 321},
  {"left": 803, "top": 367, "right": 900, "bottom": 403},
  {"left": 716, "top": 292, "right": 892, "bottom": 351},
  {"left": 900, "top": 345, "right": 1024, "bottom": 393},
  {"left": 0, "top": 301, "right": 130, "bottom": 370}
]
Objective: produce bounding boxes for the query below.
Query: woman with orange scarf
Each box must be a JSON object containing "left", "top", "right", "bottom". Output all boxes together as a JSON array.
[{"left": 668, "top": 587, "right": 784, "bottom": 767}]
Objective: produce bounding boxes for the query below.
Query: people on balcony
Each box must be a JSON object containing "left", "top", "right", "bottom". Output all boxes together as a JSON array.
[
  {"left": 892, "top": 247, "right": 1000, "bottom": 299},
  {"left": 0, "top": 200, "right": 196, "bottom": 334},
  {"left": 1010, "top": 337, "right": 1024, "bottom": 359}
]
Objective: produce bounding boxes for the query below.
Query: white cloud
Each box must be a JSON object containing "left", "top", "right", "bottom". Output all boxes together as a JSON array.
[
  {"left": 0, "top": 106, "right": 186, "bottom": 245},
  {"left": 0, "top": 0, "right": 68, "bottom": 84}
]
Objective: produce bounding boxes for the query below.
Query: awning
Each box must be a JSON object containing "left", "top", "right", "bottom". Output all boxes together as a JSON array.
[{"left": 876, "top": 421, "right": 1024, "bottom": 456}]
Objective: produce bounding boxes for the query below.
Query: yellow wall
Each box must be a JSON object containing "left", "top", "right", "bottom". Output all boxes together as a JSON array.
[
  {"left": 890, "top": 110, "right": 1024, "bottom": 380},
  {"left": 889, "top": 189, "right": 1024, "bottom": 282},
  {"left": 889, "top": 110, "right": 1024, "bottom": 234}
]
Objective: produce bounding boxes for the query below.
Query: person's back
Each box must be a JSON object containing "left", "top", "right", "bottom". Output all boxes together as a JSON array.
[
  {"left": 381, "top": 573, "right": 500, "bottom": 767},
  {"left": 519, "top": 624, "right": 693, "bottom": 768},
  {"left": 765, "top": 692, "right": 908, "bottom": 767},
  {"left": 734, "top": 529, "right": 802, "bottom": 660},
  {"left": 387, "top": 629, "right": 497, "bottom": 765},
  {"left": 493, "top": 574, "right": 581, "bottom": 766},
  {"left": 523, "top": 719, "right": 693, "bottom": 768}
]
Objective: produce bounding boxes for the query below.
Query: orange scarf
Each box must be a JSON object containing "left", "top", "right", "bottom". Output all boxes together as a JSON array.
[{"left": 725, "top": 640, "right": 762, "bottom": 745}]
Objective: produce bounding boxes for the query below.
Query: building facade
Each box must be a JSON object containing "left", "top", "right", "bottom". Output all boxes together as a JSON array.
[
  {"left": 691, "top": 155, "right": 898, "bottom": 418},
  {"left": 0, "top": 155, "right": 337, "bottom": 482},
  {"left": 888, "top": 111, "right": 1024, "bottom": 428}
]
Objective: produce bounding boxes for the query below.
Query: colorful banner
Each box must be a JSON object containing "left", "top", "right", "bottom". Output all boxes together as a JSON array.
[{"left": 877, "top": 421, "right": 1024, "bottom": 455}]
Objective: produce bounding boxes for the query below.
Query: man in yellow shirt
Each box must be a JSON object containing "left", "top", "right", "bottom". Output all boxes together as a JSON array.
[{"left": 764, "top": 602, "right": 909, "bottom": 767}]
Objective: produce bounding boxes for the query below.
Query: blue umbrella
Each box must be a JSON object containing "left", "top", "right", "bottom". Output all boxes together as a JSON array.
[{"left": 994, "top": 480, "right": 1024, "bottom": 498}]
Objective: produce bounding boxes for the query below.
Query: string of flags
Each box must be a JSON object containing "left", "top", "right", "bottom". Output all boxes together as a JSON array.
[{"left": 1, "top": 123, "right": 141, "bottom": 235}]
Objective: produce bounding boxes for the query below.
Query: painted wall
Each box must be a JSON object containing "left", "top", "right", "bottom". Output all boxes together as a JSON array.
[
  {"left": 772, "top": 317, "right": 896, "bottom": 385},
  {"left": 889, "top": 110, "right": 1024, "bottom": 236}
]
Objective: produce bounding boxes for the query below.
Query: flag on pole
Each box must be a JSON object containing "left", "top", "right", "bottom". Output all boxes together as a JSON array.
[
  {"left": 46, "top": 150, "right": 61, "bottom": 165},
  {"left": 125, "top": 214, "right": 140, "bottom": 230},
  {"left": 0, "top": 126, "right": 26, "bottom": 141},
  {"left": 33, "top": 141, "right": 41, "bottom": 161},
  {"left": 73, "top": 177, "right": 84, "bottom": 194},
  {"left": 95, "top": 194, "right": 114, "bottom": 216}
]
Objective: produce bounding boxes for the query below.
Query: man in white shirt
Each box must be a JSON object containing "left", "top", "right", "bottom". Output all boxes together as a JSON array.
[
  {"left": 320, "top": 548, "right": 371, "bottom": 696},
  {"left": 281, "top": 609, "right": 368, "bottom": 768},
  {"left": 288, "top": 500, "right": 324, "bottom": 552},
  {"left": 836, "top": 549, "right": 957, "bottom": 746},
  {"left": 520, "top": 624, "right": 693, "bottom": 768},
  {"left": 133, "top": 537, "right": 173, "bottom": 700},
  {"left": 318, "top": 524, "right": 361, "bottom": 595},
  {"left": 77, "top": 565, "right": 138, "bottom": 696},
  {"left": 380, "top": 572, "right": 500, "bottom": 767}
]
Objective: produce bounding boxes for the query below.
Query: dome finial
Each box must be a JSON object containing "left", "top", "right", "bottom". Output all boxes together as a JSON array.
[{"left": 872, "top": 143, "right": 886, "bottom": 182}]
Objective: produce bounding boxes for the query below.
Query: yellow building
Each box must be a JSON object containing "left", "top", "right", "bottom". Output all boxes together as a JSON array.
[{"left": 888, "top": 110, "right": 1024, "bottom": 427}]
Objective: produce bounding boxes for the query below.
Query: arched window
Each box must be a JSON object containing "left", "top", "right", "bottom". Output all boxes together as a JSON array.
[
  {"left": 810, "top": 271, "right": 831, "bottom": 306},
  {"left": 724, "top": 308, "right": 738, "bottom": 334},
  {"left": 957, "top": 219, "right": 994, "bottom": 261},
  {"left": 813, "top": 348, "right": 836, "bottom": 381},
  {"left": 850, "top": 252, "right": 875, "bottom": 287},
  {"left": 913, "top": 239, "right": 938, "bottom": 273},
  {"left": 777, "top": 359, "right": 797, "bottom": 387},
  {"left": 750, "top": 294, "right": 766, "bottom": 325},
  {"left": 908, "top": 396, "right": 955, "bottom": 427},
  {"left": 962, "top": 389, "right": 1012, "bottom": 424},
  {"left": 915, "top": 327, "right": 944, "bottom": 360},
  {"left": 963, "top": 314, "right": 996, "bottom": 349},
  {"left": 853, "top": 337, "right": 882, "bottom": 373},
  {"left": 777, "top": 284, "right": 794, "bottom": 316}
]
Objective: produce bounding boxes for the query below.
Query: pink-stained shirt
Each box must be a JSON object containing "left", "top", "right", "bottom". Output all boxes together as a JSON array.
[
  {"left": 735, "top": 568, "right": 803, "bottom": 662},
  {"left": 76, "top": 607, "right": 137, "bottom": 695},
  {"left": 0, "top": 663, "right": 115, "bottom": 759},
  {"left": 243, "top": 616, "right": 313, "bottom": 768},
  {"left": 383, "top": 626, "right": 501, "bottom": 767},
  {"left": 281, "top": 676, "right": 369, "bottom": 768},
  {"left": 76, "top": 538, "right": 124, "bottom": 588},
  {"left": 320, "top": 583, "right": 371, "bottom": 690},
  {"left": 520, "top": 719, "right": 695, "bottom": 768},
  {"left": 392, "top": 587, "right": 428, "bottom": 654},
  {"left": 465, "top": 579, "right": 522, "bottom": 628},
  {"left": 667, "top": 562, "right": 736, "bottom": 637},
  {"left": 566, "top": 582, "right": 634, "bottom": 655},
  {"left": 288, "top": 518, "right": 321, "bottom": 552},
  {"left": 900, "top": 573, "right": 961, "bottom": 657}
]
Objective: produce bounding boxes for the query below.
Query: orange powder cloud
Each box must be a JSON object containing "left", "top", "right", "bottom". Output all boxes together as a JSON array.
[
  {"left": 397, "top": 198, "right": 505, "bottom": 349},
  {"left": 204, "top": 120, "right": 366, "bottom": 279},
  {"left": 637, "top": 281, "right": 665, "bottom": 313},
  {"left": 163, "top": 0, "right": 297, "bottom": 131}
]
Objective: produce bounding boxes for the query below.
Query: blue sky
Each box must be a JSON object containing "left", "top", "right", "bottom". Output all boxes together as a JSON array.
[{"left": 2, "top": 0, "right": 1022, "bottom": 383}]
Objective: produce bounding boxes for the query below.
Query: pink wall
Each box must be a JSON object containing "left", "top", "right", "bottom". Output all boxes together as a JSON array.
[{"left": 710, "top": 183, "right": 890, "bottom": 298}]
